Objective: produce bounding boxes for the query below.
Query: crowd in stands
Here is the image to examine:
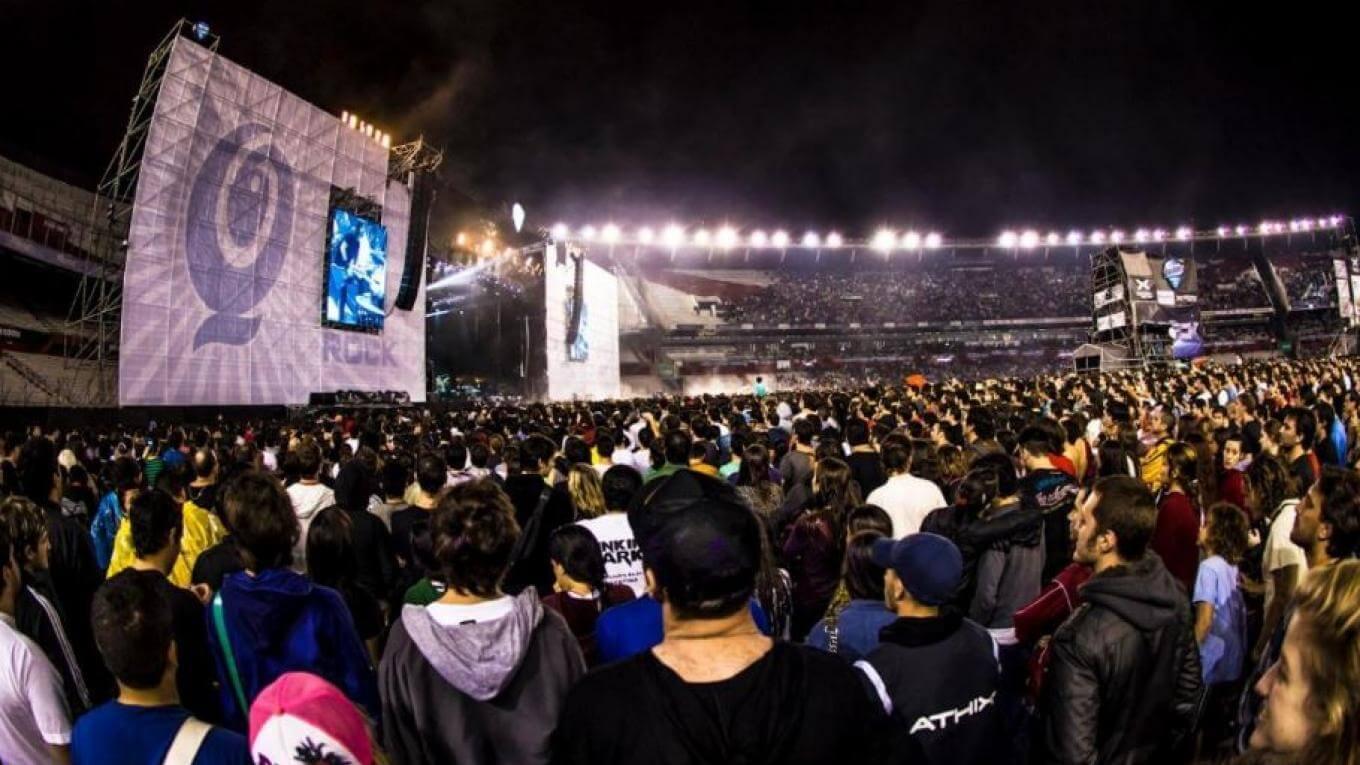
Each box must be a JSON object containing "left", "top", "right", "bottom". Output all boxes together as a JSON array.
[{"left": 2, "top": 356, "right": 1360, "bottom": 763}]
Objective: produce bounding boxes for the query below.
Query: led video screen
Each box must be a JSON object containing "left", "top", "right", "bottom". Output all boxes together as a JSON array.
[{"left": 324, "top": 207, "right": 388, "bottom": 331}]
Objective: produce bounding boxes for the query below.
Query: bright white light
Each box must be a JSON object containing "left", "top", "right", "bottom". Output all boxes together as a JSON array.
[
  {"left": 381, "top": 133, "right": 391, "bottom": 149},
  {"left": 1330, "top": 215, "right": 1343, "bottom": 227},
  {"left": 1152, "top": 229, "right": 1167, "bottom": 242},
  {"left": 693, "top": 229, "right": 711, "bottom": 247},
  {"left": 1298, "top": 219, "right": 1312, "bottom": 231},
  {"left": 1089, "top": 230, "right": 1107, "bottom": 244},
  {"left": 924, "top": 232, "right": 942, "bottom": 249},
  {"left": 1045, "top": 232, "right": 1061, "bottom": 246},
  {"left": 749, "top": 230, "right": 769, "bottom": 248},
  {"left": 602, "top": 223, "right": 621, "bottom": 243},
  {"left": 1289, "top": 220, "right": 1300, "bottom": 232},
  {"left": 997, "top": 230, "right": 1018, "bottom": 248},
  {"left": 1258, "top": 222, "right": 1272, "bottom": 235},
  {"left": 637, "top": 226, "right": 655, "bottom": 244},
  {"left": 551, "top": 223, "right": 570, "bottom": 240},
  {"left": 1134, "top": 228, "right": 1149, "bottom": 243},
  {"left": 1020, "top": 230, "right": 1039, "bottom": 249},
  {"left": 1216, "top": 226, "right": 1230, "bottom": 238},
  {"left": 1066, "top": 230, "right": 1083, "bottom": 245},
  {"left": 1110, "top": 230, "right": 1125, "bottom": 244},
  {"left": 341, "top": 110, "right": 349, "bottom": 123},
  {"left": 480, "top": 239, "right": 495, "bottom": 254},
  {"left": 825, "top": 232, "right": 843, "bottom": 248},
  {"left": 1175, "top": 226, "right": 1192, "bottom": 241},
  {"left": 716, "top": 226, "right": 738, "bottom": 249},
  {"left": 1317, "top": 218, "right": 1328, "bottom": 228},
  {"left": 875, "top": 229, "right": 899, "bottom": 252},
  {"left": 902, "top": 231, "right": 922, "bottom": 250},
  {"left": 664, "top": 224, "right": 685, "bottom": 247},
  {"left": 580, "top": 225, "right": 598, "bottom": 241},
  {"left": 771, "top": 230, "right": 790, "bottom": 248},
  {"left": 1235, "top": 225, "right": 1247, "bottom": 236},
  {"left": 802, "top": 232, "right": 821, "bottom": 248}
]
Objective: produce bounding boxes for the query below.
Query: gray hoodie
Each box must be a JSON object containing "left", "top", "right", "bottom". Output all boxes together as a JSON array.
[{"left": 380, "top": 589, "right": 585, "bottom": 765}]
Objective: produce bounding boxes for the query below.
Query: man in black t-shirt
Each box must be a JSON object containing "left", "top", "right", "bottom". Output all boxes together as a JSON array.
[
  {"left": 1281, "top": 407, "right": 1320, "bottom": 494},
  {"left": 554, "top": 471, "right": 889, "bottom": 764},
  {"left": 845, "top": 419, "right": 887, "bottom": 497}
]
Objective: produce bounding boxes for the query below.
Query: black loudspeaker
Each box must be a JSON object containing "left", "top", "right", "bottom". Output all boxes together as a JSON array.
[{"left": 394, "top": 171, "right": 435, "bottom": 311}]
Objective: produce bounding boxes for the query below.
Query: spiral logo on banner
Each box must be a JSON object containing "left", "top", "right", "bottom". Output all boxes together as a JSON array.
[
  {"left": 1162, "top": 257, "right": 1185, "bottom": 291},
  {"left": 185, "top": 122, "right": 295, "bottom": 349}
]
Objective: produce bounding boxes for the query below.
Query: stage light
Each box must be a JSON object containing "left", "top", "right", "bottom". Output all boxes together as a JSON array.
[
  {"left": 693, "top": 228, "right": 711, "bottom": 246},
  {"left": 1045, "top": 232, "right": 1060, "bottom": 246},
  {"left": 1089, "top": 230, "right": 1107, "bottom": 244},
  {"left": 749, "top": 230, "right": 769, "bottom": 248},
  {"left": 602, "top": 223, "right": 621, "bottom": 243},
  {"left": 902, "top": 231, "right": 921, "bottom": 250},
  {"left": 638, "top": 226, "right": 655, "bottom": 244},
  {"left": 455, "top": 232, "right": 467, "bottom": 246},
  {"left": 875, "top": 229, "right": 899, "bottom": 252},
  {"left": 1020, "top": 230, "right": 1039, "bottom": 250},
  {"left": 1175, "top": 226, "right": 1192, "bottom": 241},
  {"left": 771, "top": 230, "right": 790, "bottom": 248},
  {"left": 512, "top": 203, "right": 526, "bottom": 233},
  {"left": 581, "top": 225, "right": 598, "bottom": 241},
  {"left": 480, "top": 239, "right": 495, "bottom": 254},
  {"left": 717, "top": 226, "right": 738, "bottom": 249},
  {"left": 341, "top": 110, "right": 350, "bottom": 124},
  {"left": 802, "top": 232, "right": 821, "bottom": 248},
  {"left": 925, "top": 232, "right": 942, "bottom": 249},
  {"left": 825, "top": 232, "right": 843, "bottom": 248},
  {"left": 381, "top": 133, "right": 391, "bottom": 149},
  {"left": 1066, "top": 231, "right": 1083, "bottom": 245},
  {"left": 551, "top": 223, "right": 569, "bottom": 240},
  {"left": 663, "top": 224, "right": 685, "bottom": 248},
  {"left": 348, "top": 114, "right": 358, "bottom": 129}
]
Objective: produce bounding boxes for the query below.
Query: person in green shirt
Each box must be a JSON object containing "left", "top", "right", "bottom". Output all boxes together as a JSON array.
[{"left": 644, "top": 430, "right": 693, "bottom": 484}]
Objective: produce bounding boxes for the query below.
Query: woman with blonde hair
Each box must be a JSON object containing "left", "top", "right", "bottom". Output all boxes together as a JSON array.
[
  {"left": 1247, "top": 560, "right": 1360, "bottom": 765},
  {"left": 567, "top": 464, "right": 608, "bottom": 520}
]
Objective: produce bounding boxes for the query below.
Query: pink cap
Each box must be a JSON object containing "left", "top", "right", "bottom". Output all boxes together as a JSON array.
[{"left": 249, "top": 672, "right": 372, "bottom": 765}]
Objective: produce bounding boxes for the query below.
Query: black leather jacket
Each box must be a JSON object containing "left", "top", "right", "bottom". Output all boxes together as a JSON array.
[{"left": 1038, "top": 552, "right": 1203, "bottom": 765}]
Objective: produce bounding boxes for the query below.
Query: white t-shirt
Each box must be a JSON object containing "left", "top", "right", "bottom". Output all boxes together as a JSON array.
[
  {"left": 866, "top": 473, "right": 948, "bottom": 538},
  {"left": 427, "top": 596, "right": 515, "bottom": 626},
  {"left": 0, "top": 613, "right": 71, "bottom": 765},
  {"left": 1263, "top": 500, "right": 1307, "bottom": 608},
  {"left": 576, "top": 513, "right": 646, "bottom": 596}
]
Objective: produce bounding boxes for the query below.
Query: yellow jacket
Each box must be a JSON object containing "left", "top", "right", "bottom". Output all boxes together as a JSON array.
[{"left": 106, "top": 499, "right": 227, "bottom": 587}]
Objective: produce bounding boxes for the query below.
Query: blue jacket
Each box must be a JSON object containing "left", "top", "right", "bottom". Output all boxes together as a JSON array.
[
  {"left": 89, "top": 491, "right": 123, "bottom": 571},
  {"left": 206, "top": 568, "right": 378, "bottom": 731},
  {"left": 1330, "top": 420, "right": 1348, "bottom": 466},
  {"left": 595, "top": 595, "right": 772, "bottom": 664},
  {"left": 807, "top": 599, "right": 898, "bottom": 662}
]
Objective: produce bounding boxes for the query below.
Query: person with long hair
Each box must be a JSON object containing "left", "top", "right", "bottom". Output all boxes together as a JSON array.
[
  {"left": 542, "top": 525, "right": 635, "bottom": 666},
  {"left": 735, "top": 443, "right": 783, "bottom": 523},
  {"left": 806, "top": 531, "right": 895, "bottom": 662},
  {"left": 306, "top": 506, "right": 385, "bottom": 664},
  {"left": 1244, "top": 456, "right": 1304, "bottom": 662},
  {"left": 1246, "top": 560, "right": 1360, "bottom": 765},
  {"left": 781, "top": 457, "right": 859, "bottom": 640},
  {"left": 567, "top": 464, "right": 608, "bottom": 520},
  {"left": 1194, "top": 502, "right": 1251, "bottom": 756},
  {"left": 1152, "top": 442, "right": 1202, "bottom": 593}
]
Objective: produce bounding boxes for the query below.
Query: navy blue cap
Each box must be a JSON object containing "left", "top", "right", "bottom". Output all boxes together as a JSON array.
[{"left": 871, "top": 533, "right": 963, "bottom": 606}]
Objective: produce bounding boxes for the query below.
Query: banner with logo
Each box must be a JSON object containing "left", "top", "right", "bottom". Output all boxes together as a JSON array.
[
  {"left": 1120, "top": 250, "right": 1199, "bottom": 326},
  {"left": 119, "top": 37, "right": 425, "bottom": 405}
]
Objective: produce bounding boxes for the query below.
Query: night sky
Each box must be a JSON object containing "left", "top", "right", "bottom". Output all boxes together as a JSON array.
[{"left": 2, "top": 1, "right": 1356, "bottom": 239}]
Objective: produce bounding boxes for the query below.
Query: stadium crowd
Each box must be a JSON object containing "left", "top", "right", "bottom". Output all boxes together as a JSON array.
[{"left": 1, "top": 357, "right": 1360, "bottom": 764}]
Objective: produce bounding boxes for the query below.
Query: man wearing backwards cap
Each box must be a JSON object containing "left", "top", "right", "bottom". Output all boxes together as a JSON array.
[
  {"left": 854, "top": 533, "right": 1005, "bottom": 765},
  {"left": 554, "top": 471, "right": 889, "bottom": 764}
]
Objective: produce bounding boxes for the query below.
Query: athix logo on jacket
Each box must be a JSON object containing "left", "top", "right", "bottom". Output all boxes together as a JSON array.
[
  {"left": 184, "top": 119, "right": 295, "bottom": 349},
  {"left": 909, "top": 691, "right": 997, "bottom": 734}
]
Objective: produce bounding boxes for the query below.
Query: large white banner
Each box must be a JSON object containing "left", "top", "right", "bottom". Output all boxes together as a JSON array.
[
  {"left": 120, "top": 37, "right": 424, "bottom": 405},
  {"left": 543, "top": 244, "right": 620, "bottom": 400}
]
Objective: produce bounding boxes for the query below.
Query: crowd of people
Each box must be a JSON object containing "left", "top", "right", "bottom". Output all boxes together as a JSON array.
[{"left": 2, "top": 356, "right": 1360, "bottom": 764}]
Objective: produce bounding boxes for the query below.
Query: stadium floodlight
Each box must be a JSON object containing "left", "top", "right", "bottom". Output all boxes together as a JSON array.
[
  {"left": 1216, "top": 226, "right": 1229, "bottom": 238},
  {"left": 1175, "top": 226, "right": 1192, "bottom": 241},
  {"left": 1089, "top": 230, "right": 1106, "bottom": 244},
  {"left": 1152, "top": 228, "right": 1167, "bottom": 242},
  {"left": 551, "top": 223, "right": 569, "bottom": 240},
  {"left": 601, "top": 223, "right": 621, "bottom": 243},
  {"left": 348, "top": 114, "right": 358, "bottom": 129},
  {"left": 1134, "top": 228, "right": 1150, "bottom": 243},
  {"left": 1258, "top": 222, "right": 1272, "bottom": 235},
  {"left": 664, "top": 224, "right": 685, "bottom": 248},
  {"left": 875, "top": 229, "right": 899, "bottom": 252},
  {"left": 580, "top": 225, "right": 597, "bottom": 241},
  {"left": 749, "top": 230, "right": 769, "bottom": 248},
  {"left": 997, "top": 230, "right": 1017, "bottom": 249},
  {"left": 924, "top": 232, "right": 942, "bottom": 249},
  {"left": 1235, "top": 225, "right": 1248, "bottom": 236},
  {"left": 1298, "top": 219, "right": 1312, "bottom": 231},
  {"left": 771, "top": 230, "right": 790, "bottom": 248},
  {"left": 1330, "top": 214, "right": 1344, "bottom": 227},
  {"left": 693, "top": 228, "right": 712, "bottom": 247},
  {"left": 1045, "top": 232, "right": 1060, "bottom": 246},
  {"left": 902, "top": 231, "right": 921, "bottom": 250},
  {"left": 1019, "top": 230, "right": 1039, "bottom": 250},
  {"left": 825, "top": 232, "right": 844, "bottom": 248},
  {"left": 1066, "top": 230, "right": 1083, "bottom": 245},
  {"left": 802, "top": 232, "right": 821, "bottom": 248},
  {"left": 717, "top": 226, "right": 738, "bottom": 249},
  {"left": 637, "top": 226, "right": 655, "bottom": 244},
  {"left": 1110, "top": 229, "right": 1126, "bottom": 244},
  {"left": 381, "top": 133, "right": 392, "bottom": 149},
  {"left": 341, "top": 110, "right": 350, "bottom": 124}
]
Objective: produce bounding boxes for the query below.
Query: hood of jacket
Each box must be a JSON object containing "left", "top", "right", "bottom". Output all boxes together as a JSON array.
[
  {"left": 288, "top": 482, "right": 333, "bottom": 520},
  {"left": 1080, "top": 552, "right": 1185, "bottom": 632},
  {"left": 222, "top": 567, "right": 323, "bottom": 648},
  {"left": 400, "top": 589, "right": 545, "bottom": 701}
]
